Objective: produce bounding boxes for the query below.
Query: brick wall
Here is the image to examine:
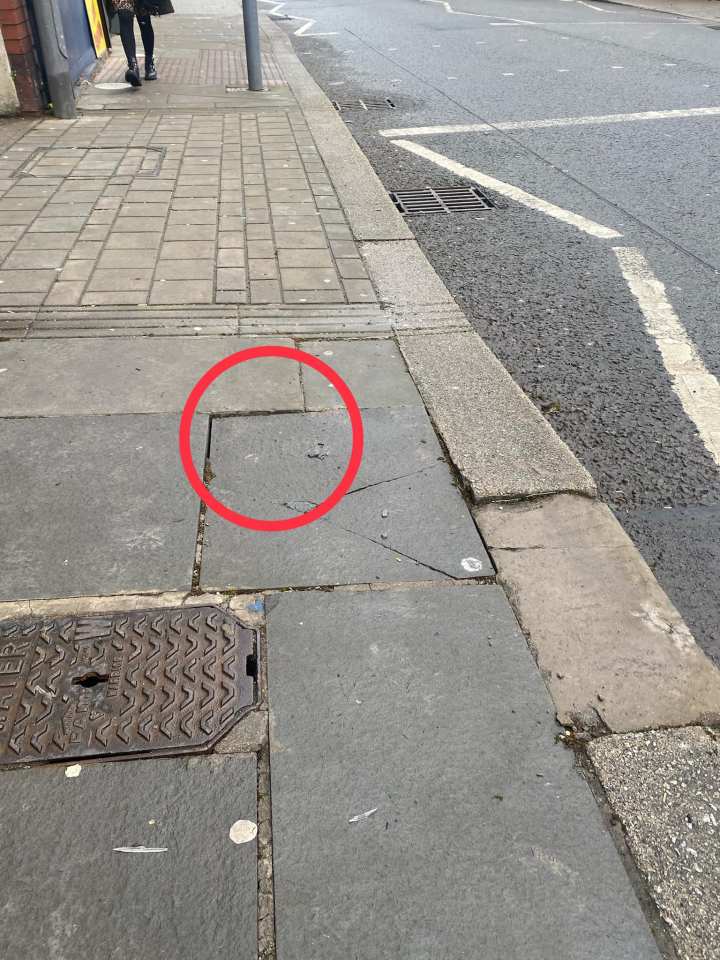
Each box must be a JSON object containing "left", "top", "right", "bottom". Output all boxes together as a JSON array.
[{"left": 0, "top": 0, "right": 45, "bottom": 112}]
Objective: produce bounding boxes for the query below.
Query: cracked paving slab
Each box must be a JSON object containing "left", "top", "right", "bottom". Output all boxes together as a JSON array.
[{"left": 200, "top": 405, "right": 490, "bottom": 588}]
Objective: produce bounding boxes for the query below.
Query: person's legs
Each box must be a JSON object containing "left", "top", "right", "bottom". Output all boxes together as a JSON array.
[
  {"left": 118, "top": 9, "right": 141, "bottom": 86},
  {"left": 117, "top": 10, "right": 136, "bottom": 63},
  {"left": 137, "top": 15, "right": 157, "bottom": 79}
]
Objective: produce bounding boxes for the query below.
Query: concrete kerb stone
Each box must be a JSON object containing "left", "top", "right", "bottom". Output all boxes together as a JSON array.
[
  {"left": 398, "top": 330, "right": 597, "bottom": 501},
  {"left": 588, "top": 727, "right": 720, "bottom": 960},
  {"left": 261, "top": 17, "right": 412, "bottom": 243},
  {"left": 362, "top": 239, "right": 462, "bottom": 310},
  {"left": 475, "top": 495, "right": 720, "bottom": 734}
]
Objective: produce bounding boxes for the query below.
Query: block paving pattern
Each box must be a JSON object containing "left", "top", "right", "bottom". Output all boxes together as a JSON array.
[
  {"left": 0, "top": 113, "right": 376, "bottom": 309},
  {"left": 96, "top": 48, "right": 285, "bottom": 88}
]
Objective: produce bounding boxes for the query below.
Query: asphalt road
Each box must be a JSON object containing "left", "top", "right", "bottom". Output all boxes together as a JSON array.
[{"left": 274, "top": 0, "right": 720, "bottom": 666}]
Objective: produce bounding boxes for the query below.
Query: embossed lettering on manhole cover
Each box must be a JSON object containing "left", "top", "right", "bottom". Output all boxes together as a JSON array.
[{"left": 0, "top": 606, "right": 257, "bottom": 766}]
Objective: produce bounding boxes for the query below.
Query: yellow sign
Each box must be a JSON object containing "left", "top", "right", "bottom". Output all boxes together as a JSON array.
[{"left": 84, "top": 0, "right": 108, "bottom": 57}]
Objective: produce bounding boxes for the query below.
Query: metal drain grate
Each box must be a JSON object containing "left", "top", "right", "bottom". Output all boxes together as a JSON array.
[
  {"left": 391, "top": 185, "right": 495, "bottom": 215},
  {"left": 333, "top": 97, "right": 396, "bottom": 112},
  {"left": 0, "top": 606, "right": 257, "bottom": 766}
]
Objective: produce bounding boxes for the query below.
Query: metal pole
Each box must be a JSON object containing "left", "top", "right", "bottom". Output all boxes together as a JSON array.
[
  {"left": 31, "top": 0, "right": 76, "bottom": 118},
  {"left": 241, "top": 0, "right": 264, "bottom": 92}
]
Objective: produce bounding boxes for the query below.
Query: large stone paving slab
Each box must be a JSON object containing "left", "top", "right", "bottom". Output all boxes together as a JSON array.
[
  {"left": 301, "top": 339, "right": 423, "bottom": 410},
  {"left": 0, "top": 336, "right": 302, "bottom": 416},
  {"left": 0, "top": 755, "right": 257, "bottom": 960},
  {"left": 0, "top": 414, "right": 204, "bottom": 600},
  {"left": 267, "top": 587, "right": 660, "bottom": 960},
  {"left": 201, "top": 406, "right": 490, "bottom": 588}
]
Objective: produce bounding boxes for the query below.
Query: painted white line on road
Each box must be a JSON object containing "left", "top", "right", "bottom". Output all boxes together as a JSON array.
[
  {"left": 614, "top": 247, "right": 720, "bottom": 467},
  {"left": 390, "top": 139, "right": 622, "bottom": 239},
  {"left": 420, "top": 0, "right": 536, "bottom": 24},
  {"left": 378, "top": 106, "right": 720, "bottom": 138},
  {"left": 257, "top": 0, "right": 338, "bottom": 36},
  {"left": 577, "top": 0, "right": 615, "bottom": 11}
]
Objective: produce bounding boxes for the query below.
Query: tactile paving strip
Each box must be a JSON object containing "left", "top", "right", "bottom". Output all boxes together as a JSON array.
[{"left": 0, "top": 606, "right": 257, "bottom": 766}]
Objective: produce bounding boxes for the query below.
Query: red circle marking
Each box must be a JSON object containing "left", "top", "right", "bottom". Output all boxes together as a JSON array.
[{"left": 178, "top": 345, "right": 364, "bottom": 532}]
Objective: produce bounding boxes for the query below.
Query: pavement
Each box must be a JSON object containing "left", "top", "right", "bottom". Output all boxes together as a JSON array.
[
  {"left": 0, "top": 2, "right": 719, "bottom": 959},
  {"left": 610, "top": 0, "right": 720, "bottom": 19}
]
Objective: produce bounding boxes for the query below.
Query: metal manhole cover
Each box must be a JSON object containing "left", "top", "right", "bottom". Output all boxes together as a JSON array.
[
  {"left": 333, "top": 97, "right": 396, "bottom": 112},
  {"left": 391, "top": 185, "right": 495, "bottom": 215},
  {"left": 0, "top": 606, "right": 257, "bottom": 766},
  {"left": 15, "top": 146, "right": 165, "bottom": 179}
]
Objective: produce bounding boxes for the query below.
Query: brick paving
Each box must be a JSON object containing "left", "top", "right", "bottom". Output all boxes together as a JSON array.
[
  {"left": 95, "top": 48, "right": 284, "bottom": 88},
  {"left": 0, "top": 113, "right": 376, "bottom": 309}
]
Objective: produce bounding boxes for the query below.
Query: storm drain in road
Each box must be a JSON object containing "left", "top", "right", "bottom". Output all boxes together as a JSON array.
[
  {"left": 0, "top": 606, "right": 257, "bottom": 766},
  {"left": 333, "top": 97, "right": 396, "bottom": 112},
  {"left": 391, "top": 185, "right": 495, "bottom": 215}
]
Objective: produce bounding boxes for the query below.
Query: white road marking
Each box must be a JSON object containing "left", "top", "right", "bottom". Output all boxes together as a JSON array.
[
  {"left": 577, "top": 0, "right": 611, "bottom": 11},
  {"left": 390, "top": 139, "right": 622, "bottom": 239},
  {"left": 420, "top": 0, "right": 536, "bottom": 24},
  {"left": 378, "top": 106, "right": 720, "bottom": 138},
  {"left": 257, "top": 0, "right": 337, "bottom": 36},
  {"left": 614, "top": 247, "right": 720, "bottom": 467}
]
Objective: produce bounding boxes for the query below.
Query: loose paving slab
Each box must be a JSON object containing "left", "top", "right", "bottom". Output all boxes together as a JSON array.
[
  {"left": 0, "top": 755, "right": 257, "bottom": 960},
  {"left": 201, "top": 406, "right": 489, "bottom": 589},
  {"left": 0, "top": 414, "right": 205, "bottom": 600},
  {"left": 301, "top": 339, "right": 423, "bottom": 410},
  {"left": 589, "top": 728, "right": 720, "bottom": 960},
  {"left": 267, "top": 587, "right": 660, "bottom": 960}
]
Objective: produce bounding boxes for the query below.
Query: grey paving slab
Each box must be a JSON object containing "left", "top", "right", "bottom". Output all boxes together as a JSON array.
[
  {"left": 589, "top": 728, "right": 720, "bottom": 960},
  {"left": 301, "top": 339, "right": 423, "bottom": 410},
  {"left": 0, "top": 336, "right": 302, "bottom": 416},
  {"left": 267, "top": 587, "right": 660, "bottom": 960},
  {"left": 0, "top": 755, "right": 257, "bottom": 960},
  {"left": 201, "top": 405, "right": 489, "bottom": 589},
  {"left": 0, "top": 414, "right": 205, "bottom": 600}
]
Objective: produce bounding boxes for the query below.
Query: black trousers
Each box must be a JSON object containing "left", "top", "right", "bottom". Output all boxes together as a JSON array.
[{"left": 117, "top": 9, "right": 154, "bottom": 64}]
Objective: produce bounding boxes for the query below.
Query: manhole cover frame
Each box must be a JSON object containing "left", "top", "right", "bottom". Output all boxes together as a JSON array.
[
  {"left": 390, "top": 185, "right": 495, "bottom": 215},
  {"left": 0, "top": 605, "right": 258, "bottom": 767}
]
